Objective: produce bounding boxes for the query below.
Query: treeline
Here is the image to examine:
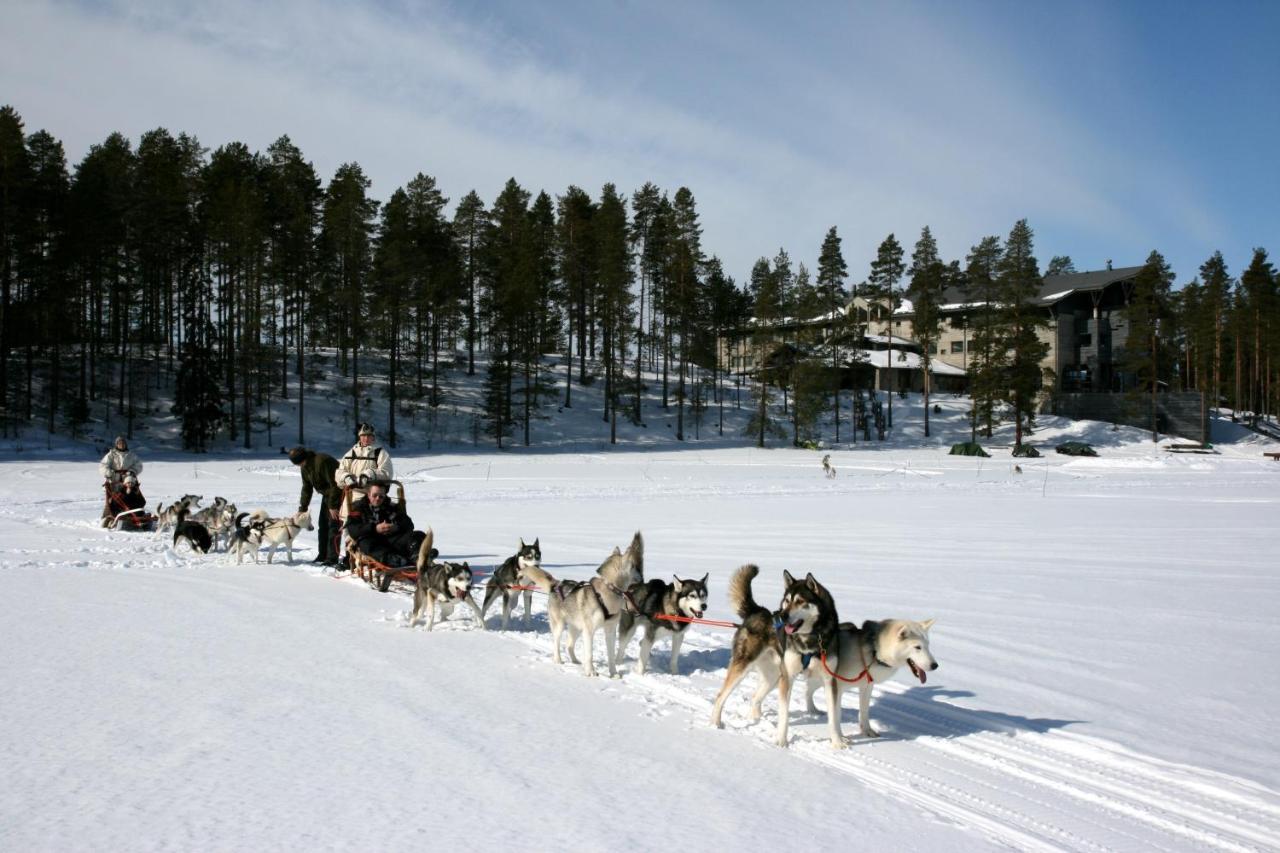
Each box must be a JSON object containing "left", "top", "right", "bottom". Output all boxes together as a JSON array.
[
  {"left": 1, "top": 104, "right": 1275, "bottom": 452},
  {"left": 0, "top": 105, "right": 763, "bottom": 450}
]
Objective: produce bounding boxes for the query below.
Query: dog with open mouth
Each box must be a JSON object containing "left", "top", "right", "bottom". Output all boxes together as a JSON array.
[{"left": 409, "top": 529, "right": 486, "bottom": 631}]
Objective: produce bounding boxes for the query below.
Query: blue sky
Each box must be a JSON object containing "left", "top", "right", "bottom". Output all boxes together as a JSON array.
[{"left": 4, "top": 0, "right": 1277, "bottom": 288}]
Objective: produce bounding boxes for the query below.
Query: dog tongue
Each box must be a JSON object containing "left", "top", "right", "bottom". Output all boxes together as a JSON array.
[
  {"left": 784, "top": 623, "right": 798, "bottom": 635},
  {"left": 910, "top": 660, "right": 927, "bottom": 684}
]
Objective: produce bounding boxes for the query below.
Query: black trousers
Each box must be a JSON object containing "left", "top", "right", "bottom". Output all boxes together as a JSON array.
[{"left": 317, "top": 504, "right": 336, "bottom": 561}]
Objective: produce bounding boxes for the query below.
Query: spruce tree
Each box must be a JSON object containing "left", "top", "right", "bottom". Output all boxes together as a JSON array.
[
  {"left": 1198, "top": 251, "right": 1232, "bottom": 415},
  {"left": 965, "top": 235, "right": 1003, "bottom": 439}
]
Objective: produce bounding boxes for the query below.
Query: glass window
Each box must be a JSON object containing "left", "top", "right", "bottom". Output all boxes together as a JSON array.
[{"left": 951, "top": 340, "right": 965, "bottom": 354}]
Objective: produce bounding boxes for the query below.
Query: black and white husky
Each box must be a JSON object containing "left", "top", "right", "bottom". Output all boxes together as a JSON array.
[
  {"left": 480, "top": 538, "right": 541, "bottom": 630},
  {"left": 228, "top": 512, "right": 268, "bottom": 564},
  {"left": 710, "top": 566, "right": 841, "bottom": 748},
  {"left": 409, "top": 529, "right": 486, "bottom": 631},
  {"left": 615, "top": 574, "right": 709, "bottom": 675},
  {"left": 172, "top": 507, "right": 212, "bottom": 554},
  {"left": 523, "top": 531, "right": 644, "bottom": 678}
]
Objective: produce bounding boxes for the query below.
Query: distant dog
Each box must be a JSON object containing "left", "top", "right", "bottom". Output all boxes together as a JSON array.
[
  {"left": 155, "top": 494, "right": 202, "bottom": 536},
  {"left": 228, "top": 512, "right": 269, "bottom": 564},
  {"left": 257, "top": 510, "right": 313, "bottom": 564},
  {"left": 481, "top": 538, "right": 541, "bottom": 630},
  {"left": 188, "top": 498, "right": 234, "bottom": 550},
  {"left": 410, "top": 529, "right": 485, "bottom": 631},
  {"left": 710, "top": 566, "right": 841, "bottom": 748},
  {"left": 523, "top": 531, "right": 644, "bottom": 678},
  {"left": 615, "top": 574, "right": 709, "bottom": 675},
  {"left": 172, "top": 507, "right": 212, "bottom": 554},
  {"left": 822, "top": 454, "right": 837, "bottom": 478},
  {"left": 800, "top": 618, "right": 938, "bottom": 742}
]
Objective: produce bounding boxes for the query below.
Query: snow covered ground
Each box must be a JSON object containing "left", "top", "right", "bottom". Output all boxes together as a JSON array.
[{"left": 3, "top": 418, "right": 1280, "bottom": 851}]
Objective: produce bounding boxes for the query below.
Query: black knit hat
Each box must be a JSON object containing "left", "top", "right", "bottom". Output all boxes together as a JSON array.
[{"left": 287, "top": 447, "right": 307, "bottom": 465}]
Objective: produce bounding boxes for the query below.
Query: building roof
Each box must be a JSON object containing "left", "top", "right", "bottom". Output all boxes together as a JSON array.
[{"left": 1036, "top": 266, "right": 1142, "bottom": 305}]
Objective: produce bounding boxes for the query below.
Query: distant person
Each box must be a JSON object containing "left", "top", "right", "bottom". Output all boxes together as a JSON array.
[
  {"left": 287, "top": 446, "right": 342, "bottom": 566},
  {"left": 99, "top": 435, "right": 143, "bottom": 487},
  {"left": 99, "top": 435, "right": 143, "bottom": 526},
  {"left": 344, "top": 481, "right": 424, "bottom": 567}
]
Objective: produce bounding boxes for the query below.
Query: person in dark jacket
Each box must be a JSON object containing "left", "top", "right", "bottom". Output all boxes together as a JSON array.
[
  {"left": 287, "top": 446, "right": 342, "bottom": 565},
  {"left": 343, "top": 481, "right": 425, "bottom": 567}
]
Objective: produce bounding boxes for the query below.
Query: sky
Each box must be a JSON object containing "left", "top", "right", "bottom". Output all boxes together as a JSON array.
[{"left": 3, "top": 0, "right": 1278, "bottom": 289}]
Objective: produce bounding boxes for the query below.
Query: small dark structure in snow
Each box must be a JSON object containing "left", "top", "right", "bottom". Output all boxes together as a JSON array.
[
  {"left": 949, "top": 442, "right": 989, "bottom": 457},
  {"left": 1055, "top": 441, "right": 1098, "bottom": 457}
]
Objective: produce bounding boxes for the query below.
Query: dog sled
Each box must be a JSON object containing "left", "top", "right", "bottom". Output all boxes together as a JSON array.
[
  {"left": 340, "top": 480, "right": 421, "bottom": 592},
  {"left": 102, "top": 481, "right": 157, "bottom": 532}
]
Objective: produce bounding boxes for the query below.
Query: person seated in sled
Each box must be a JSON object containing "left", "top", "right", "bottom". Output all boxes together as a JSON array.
[
  {"left": 110, "top": 473, "right": 149, "bottom": 529},
  {"left": 343, "top": 481, "right": 425, "bottom": 567},
  {"left": 99, "top": 435, "right": 144, "bottom": 526}
]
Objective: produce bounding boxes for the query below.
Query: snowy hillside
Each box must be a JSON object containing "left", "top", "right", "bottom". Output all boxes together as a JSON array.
[{"left": 3, "top": 430, "right": 1280, "bottom": 849}]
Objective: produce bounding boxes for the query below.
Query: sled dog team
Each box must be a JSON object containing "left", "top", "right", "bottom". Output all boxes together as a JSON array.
[
  {"left": 402, "top": 527, "right": 937, "bottom": 749},
  {"left": 158, "top": 493, "right": 314, "bottom": 565}
]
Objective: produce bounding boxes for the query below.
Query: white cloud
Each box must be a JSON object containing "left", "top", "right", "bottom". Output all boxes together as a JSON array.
[{"left": 1, "top": 0, "right": 1231, "bottom": 283}]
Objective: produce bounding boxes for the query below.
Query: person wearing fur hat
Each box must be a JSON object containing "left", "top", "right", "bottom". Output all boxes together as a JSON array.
[
  {"left": 99, "top": 436, "right": 144, "bottom": 526},
  {"left": 99, "top": 435, "right": 143, "bottom": 487},
  {"left": 334, "top": 423, "right": 394, "bottom": 565},
  {"left": 287, "top": 446, "right": 341, "bottom": 565}
]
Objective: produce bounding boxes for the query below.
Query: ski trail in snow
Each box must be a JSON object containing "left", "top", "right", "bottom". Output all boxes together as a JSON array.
[{"left": 363, "top": 577, "right": 1280, "bottom": 852}]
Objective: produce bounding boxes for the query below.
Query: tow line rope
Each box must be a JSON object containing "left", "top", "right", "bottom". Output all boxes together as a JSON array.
[
  {"left": 818, "top": 646, "right": 873, "bottom": 685},
  {"left": 655, "top": 613, "right": 739, "bottom": 629}
]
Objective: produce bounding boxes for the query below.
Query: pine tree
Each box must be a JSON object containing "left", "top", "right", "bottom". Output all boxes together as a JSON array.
[
  {"left": 906, "top": 226, "right": 945, "bottom": 437},
  {"left": 1045, "top": 255, "right": 1076, "bottom": 277},
  {"left": 815, "top": 226, "right": 849, "bottom": 441},
  {"left": 1123, "top": 250, "right": 1174, "bottom": 441},
  {"left": 745, "top": 257, "right": 784, "bottom": 446},
  {"left": 867, "top": 234, "right": 905, "bottom": 428},
  {"left": 1238, "top": 248, "right": 1276, "bottom": 420},
  {"left": 1198, "top": 251, "right": 1232, "bottom": 415},
  {"left": 453, "top": 190, "right": 486, "bottom": 375},
  {"left": 318, "top": 162, "right": 378, "bottom": 432},
  {"left": 0, "top": 105, "right": 30, "bottom": 428},
  {"left": 994, "top": 219, "right": 1049, "bottom": 448},
  {"left": 629, "top": 182, "right": 661, "bottom": 420},
  {"left": 596, "top": 183, "right": 633, "bottom": 444},
  {"left": 670, "top": 188, "right": 703, "bottom": 441},
  {"left": 964, "top": 235, "right": 1004, "bottom": 440},
  {"left": 556, "top": 186, "right": 595, "bottom": 407}
]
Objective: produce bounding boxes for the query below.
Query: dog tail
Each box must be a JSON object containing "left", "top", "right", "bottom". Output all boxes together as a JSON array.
[
  {"left": 727, "top": 564, "right": 765, "bottom": 620},
  {"left": 416, "top": 527, "right": 435, "bottom": 572},
  {"left": 520, "top": 563, "right": 557, "bottom": 594},
  {"left": 234, "top": 511, "right": 250, "bottom": 531},
  {"left": 625, "top": 530, "right": 644, "bottom": 577}
]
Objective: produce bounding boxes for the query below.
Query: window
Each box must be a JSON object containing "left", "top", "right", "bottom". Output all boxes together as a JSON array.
[
  {"left": 1078, "top": 333, "right": 1092, "bottom": 347},
  {"left": 926, "top": 342, "right": 937, "bottom": 354},
  {"left": 950, "top": 340, "right": 965, "bottom": 354}
]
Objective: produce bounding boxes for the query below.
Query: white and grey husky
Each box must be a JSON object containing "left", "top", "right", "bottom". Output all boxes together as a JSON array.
[
  {"left": 480, "top": 538, "right": 541, "bottom": 630},
  {"left": 155, "top": 494, "right": 202, "bottom": 536},
  {"left": 256, "top": 510, "right": 313, "bottom": 564},
  {"left": 410, "top": 529, "right": 486, "bottom": 631},
  {"left": 615, "top": 574, "right": 708, "bottom": 675},
  {"left": 523, "top": 531, "right": 644, "bottom": 678},
  {"left": 801, "top": 617, "right": 938, "bottom": 743}
]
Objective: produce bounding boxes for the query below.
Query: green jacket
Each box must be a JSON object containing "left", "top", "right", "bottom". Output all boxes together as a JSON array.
[{"left": 297, "top": 450, "right": 342, "bottom": 512}]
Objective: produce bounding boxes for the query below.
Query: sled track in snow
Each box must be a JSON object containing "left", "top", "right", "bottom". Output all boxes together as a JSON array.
[{"left": 372, "top": 580, "right": 1280, "bottom": 852}]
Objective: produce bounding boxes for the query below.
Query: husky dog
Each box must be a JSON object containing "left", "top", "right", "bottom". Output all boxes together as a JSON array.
[
  {"left": 710, "top": 566, "right": 841, "bottom": 748},
  {"left": 256, "top": 510, "right": 313, "bottom": 564},
  {"left": 228, "top": 512, "right": 269, "bottom": 564},
  {"left": 480, "top": 538, "right": 541, "bottom": 629},
  {"left": 523, "top": 531, "right": 644, "bottom": 678},
  {"left": 155, "top": 494, "right": 202, "bottom": 536},
  {"left": 172, "top": 507, "right": 212, "bottom": 554},
  {"left": 800, "top": 618, "right": 938, "bottom": 742},
  {"left": 187, "top": 498, "right": 234, "bottom": 550},
  {"left": 410, "top": 529, "right": 486, "bottom": 631},
  {"left": 615, "top": 574, "right": 709, "bottom": 675},
  {"left": 822, "top": 454, "right": 837, "bottom": 478}
]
